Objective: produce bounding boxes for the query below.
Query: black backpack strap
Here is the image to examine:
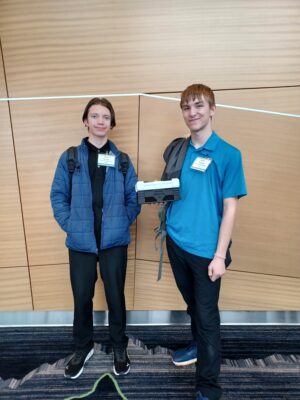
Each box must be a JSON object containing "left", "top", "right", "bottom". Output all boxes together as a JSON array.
[
  {"left": 67, "top": 147, "right": 80, "bottom": 193},
  {"left": 154, "top": 137, "right": 189, "bottom": 280},
  {"left": 119, "top": 152, "right": 129, "bottom": 180},
  {"left": 161, "top": 137, "right": 189, "bottom": 180},
  {"left": 67, "top": 146, "right": 79, "bottom": 174}
]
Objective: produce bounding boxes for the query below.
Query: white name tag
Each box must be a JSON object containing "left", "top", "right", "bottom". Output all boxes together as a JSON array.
[
  {"left": 97, "top": 154, "right": 116, "bottom": 168},
  {"left": 191, "top": 156, "right": 212, "bottom": 172}
]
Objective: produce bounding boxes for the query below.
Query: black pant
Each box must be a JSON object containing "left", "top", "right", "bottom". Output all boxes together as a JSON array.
[
  {"left": 166, "top": 235, "right": 222, "bottom": 400},
  {"left": 69, "top": 246, "right": 128, "bottom": 351}
]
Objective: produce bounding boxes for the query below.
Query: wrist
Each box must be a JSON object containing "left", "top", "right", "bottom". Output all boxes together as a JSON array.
[{"left": 214, "top": 253, "right": 226, "bottom": 261}]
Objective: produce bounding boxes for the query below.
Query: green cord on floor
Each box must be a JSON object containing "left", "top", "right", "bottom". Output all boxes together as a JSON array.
[{"left": 63, "top": 372, "right": 128, "bottom": 400}]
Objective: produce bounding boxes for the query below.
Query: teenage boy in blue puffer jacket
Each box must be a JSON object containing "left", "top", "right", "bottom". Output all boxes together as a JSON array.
[{"left": 50, "top": 97, "right": 140, "bottom": 379}]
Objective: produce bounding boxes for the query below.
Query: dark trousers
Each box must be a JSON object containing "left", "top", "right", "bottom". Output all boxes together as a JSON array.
[
  {"left": 69, "top": 246, "right": 128, "bottom": 351},
  {"left": 166, "top": 235, "right": 222, "bottom": 400}
]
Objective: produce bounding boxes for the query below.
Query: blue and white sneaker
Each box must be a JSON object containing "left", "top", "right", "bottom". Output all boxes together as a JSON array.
[
  {"left": 172, "top": 341, "right": 197, "bottom": 366},
  {"left": 196, "top": 392, "right": 209, "bottom": 400}
]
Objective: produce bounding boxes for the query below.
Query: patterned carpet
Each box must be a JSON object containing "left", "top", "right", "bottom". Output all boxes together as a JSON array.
[{"left": 0, "top": 326, "right": 299, "bottom": 399}]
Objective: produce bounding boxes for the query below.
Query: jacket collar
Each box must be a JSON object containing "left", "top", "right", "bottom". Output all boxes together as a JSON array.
[{"left": 80, "top": 138, "right": 121, "bottom": 156}]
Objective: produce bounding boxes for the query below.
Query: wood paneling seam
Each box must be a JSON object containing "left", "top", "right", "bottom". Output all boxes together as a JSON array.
[{"left": 0, "top": 36, "right": 33, "bottom": 309}]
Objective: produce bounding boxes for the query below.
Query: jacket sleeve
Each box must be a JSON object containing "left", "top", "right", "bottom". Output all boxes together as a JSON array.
[
  {"left": 124, "top": 159, "right": 141, "bottom": 225},
  {"left": 50, "top": 151, "right": 71, "bottom": 232}
]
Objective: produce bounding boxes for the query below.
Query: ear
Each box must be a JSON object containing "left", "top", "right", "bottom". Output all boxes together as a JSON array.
[
  {"left": 83, "top": 119, "right": 88, "bottom": 128},
  {"left": 210, "top": 105, "right": 216, "bottom": 117}
]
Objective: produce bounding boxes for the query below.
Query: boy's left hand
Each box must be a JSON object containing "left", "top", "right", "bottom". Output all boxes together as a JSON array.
[{"left": 208, "top": 258, "right": 226, "bottom": 282}]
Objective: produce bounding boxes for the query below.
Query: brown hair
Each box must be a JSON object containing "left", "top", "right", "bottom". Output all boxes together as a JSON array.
[
  {"left": 82, "top": 97, "right": 116, "bottom": 128},
  {"left": 180, "top": 84, "right": 215, "bottom": 109}
]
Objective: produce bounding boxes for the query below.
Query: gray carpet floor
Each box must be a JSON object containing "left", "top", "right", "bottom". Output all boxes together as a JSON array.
[{"left": 1, "top": 337, "right": 299, "bottom": 399}]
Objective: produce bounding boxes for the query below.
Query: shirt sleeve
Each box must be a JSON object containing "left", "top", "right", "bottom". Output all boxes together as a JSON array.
[{"left": 222, "top": 149, "right": 247, "bottom": 199}]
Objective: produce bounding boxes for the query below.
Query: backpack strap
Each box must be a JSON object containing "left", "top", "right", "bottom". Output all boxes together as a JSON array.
[
  {"left": 154, "top": 203, "right": 169, "bottom": 281},
  {"left": 67, "top": 147, "right": 80, "bottom": 193},
  {"left": 118, "top": 152, "right": 129, "bottom": 181},
  {"left": 67, "top": 146, "right": 79, "bottom": 173},
  {"left": 155, "top": 137, "right": 189, "bottom": 281},
  {"left": 161, "top": 137, "right": 189, "bottom": 180}
]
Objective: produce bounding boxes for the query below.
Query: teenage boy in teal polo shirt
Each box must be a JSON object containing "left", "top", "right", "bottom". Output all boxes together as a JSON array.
[{"left": 164, "top": 84, "right": 247, "bottom": 400}]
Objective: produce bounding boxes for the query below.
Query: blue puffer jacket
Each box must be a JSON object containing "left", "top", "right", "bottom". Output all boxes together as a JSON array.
[{"left": 50, "top": 139, "right": 141, "bottom": 253}]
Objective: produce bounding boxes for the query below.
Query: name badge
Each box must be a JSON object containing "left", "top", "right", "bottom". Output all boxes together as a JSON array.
[
  {"left": 97, "top": 154, "right": 116, "bottom": 168},
  {"left": 191, "top": 156, "right": 212, "bottom": 172}
]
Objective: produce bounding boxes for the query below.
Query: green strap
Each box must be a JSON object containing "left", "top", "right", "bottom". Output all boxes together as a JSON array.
[{"left": 64, "top": 372, "right": 128, "bottom": 400}]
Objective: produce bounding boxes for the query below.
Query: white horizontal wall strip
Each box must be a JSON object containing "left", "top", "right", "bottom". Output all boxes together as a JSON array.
[
  {"left": 0, "top": 92, "right": 299, "bottom": 118},
  {"left": 216, "top": 103, "right": 300, "bottom": 118}
]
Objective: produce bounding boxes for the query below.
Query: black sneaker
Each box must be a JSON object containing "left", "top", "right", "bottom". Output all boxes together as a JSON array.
[
  {"left": 113, "top": 347, "right": 130, "bottom": 375},
  {"left": 64, "top": 347, "right": 94, "bottom": 379}
]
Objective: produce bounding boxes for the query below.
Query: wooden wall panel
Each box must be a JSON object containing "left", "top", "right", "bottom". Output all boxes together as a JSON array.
[
  {"left": 137, "top": 89, "right": 300, "bottom": 279},
  {"left": 0, "top": 45, "right": 27, "bottom": 268},
  {"left": 220, "top": 270, "right": 300, "bottom": 310},
  {"left": 0, "top": 267, "right": 32, "bottom": 311},
  {"left": 10, "top": 97, "right": 139, "bottom": 266},
  {"left": 213, "top": 88, "right": 300, "bottom": 278},
  {"left": 1, "top": 0, "right": 299, "bottom": 312},
  {"left": 134, "top": 260, "right": 300, "bottom": 310},
  {"left": 215, "top": 87, "right": 300, "bottom": 115},
  {"left": 0, "top": 1, "right": 299, "bottom": 97},
  {"left": 134, "top": 260, "right": 186, "bottom": 310},
  {"left": 30, "top": 260, "right": 135, "bottom": 310}
]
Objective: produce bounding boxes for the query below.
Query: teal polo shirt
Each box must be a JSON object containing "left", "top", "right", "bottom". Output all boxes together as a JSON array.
[{"left": 166, "top": 131, "right": 247, "bottom": 259}]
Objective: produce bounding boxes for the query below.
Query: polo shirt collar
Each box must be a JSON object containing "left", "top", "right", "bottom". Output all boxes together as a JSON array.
[{"left": 190, "top": 131, "right": 220, "bottom": 153}]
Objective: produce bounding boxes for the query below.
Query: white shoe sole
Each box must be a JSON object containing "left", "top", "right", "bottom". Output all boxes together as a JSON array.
[
  {"left": 172, "top": 357, "right": 197, "bottom": 366},
  {"left": 64, "top": 348, "right": 94, "bottom": 379},
  {"left": 113, "top": 365, "right": 130, "bottom": 376}
]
